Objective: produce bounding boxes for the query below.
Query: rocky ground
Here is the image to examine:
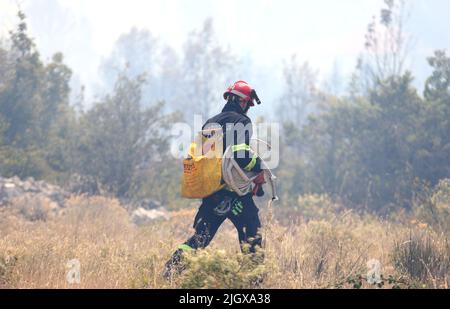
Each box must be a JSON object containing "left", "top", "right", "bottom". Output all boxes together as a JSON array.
[{"left": 0, "top": 176, "right": 169, "bottom": 224}]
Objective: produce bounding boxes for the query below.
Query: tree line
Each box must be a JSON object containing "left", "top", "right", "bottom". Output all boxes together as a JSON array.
[{"left": 1, "top": 2, "right": 449, "bottom": 213}]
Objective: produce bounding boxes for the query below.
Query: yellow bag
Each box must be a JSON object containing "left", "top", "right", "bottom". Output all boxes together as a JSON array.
[{"left": 182, "top": 142, "right": 225, "bottom": 199}]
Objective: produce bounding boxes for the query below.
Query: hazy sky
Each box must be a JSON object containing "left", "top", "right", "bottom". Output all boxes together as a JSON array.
[{"left": 1, "top": 0, "right": 450, "bottom": 105}]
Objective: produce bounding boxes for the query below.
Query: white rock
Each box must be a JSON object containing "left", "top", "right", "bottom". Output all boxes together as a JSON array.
[
  {"left": 131, "top": 207, "right": 170, "bottom": 225},
  {"left": 4, "top": 183, "right": 15, "bottom": 189}
]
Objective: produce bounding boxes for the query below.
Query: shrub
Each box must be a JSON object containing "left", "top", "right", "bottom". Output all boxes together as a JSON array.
[
  {"left": 297, "top": 194, "right": 342, "bottom": 220},
  {"left": 62, "top": 196, "right": 132, "bottom": 240},
  {"left": 302, "top": 218, "right": 366, "bottom": 282},
  {"left": 392, "top": 231, "right": 449, "bottom": 285},
  {"left": 0, "top": 251, "right": 18, "bottom": 288},
  {"left": 12, "top": 194, "right": 60, "bottom": 222},
  {"left": 179, "top": 248, "right": 267, "bottom": 289},
  {"left": 413, "top": 179, "right": 450, "bottom": 231}
]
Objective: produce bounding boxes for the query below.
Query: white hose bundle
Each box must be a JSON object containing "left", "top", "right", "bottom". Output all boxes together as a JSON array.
[{"left": 222, "top": 139, "right": 279, "bottom": 204}]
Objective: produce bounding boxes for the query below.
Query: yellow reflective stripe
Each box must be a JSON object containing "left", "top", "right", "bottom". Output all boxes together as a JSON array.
[
  {"left": 178, "top": 244, "right": 194, "bottom": 252},
  {"left": 244, "top": 154, "right": 258, "bottom": 171},
  {"left": 232, "top": 144, "right": 251, "bottom": 152}
]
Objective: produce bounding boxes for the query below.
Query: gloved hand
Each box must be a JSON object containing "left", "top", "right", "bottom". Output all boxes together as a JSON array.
[
  {"left": 253, "top": 172, "right": 266, "bottom": 185},
  {"left": 252, "top": 172, "right": 266, "bottom": 197}
]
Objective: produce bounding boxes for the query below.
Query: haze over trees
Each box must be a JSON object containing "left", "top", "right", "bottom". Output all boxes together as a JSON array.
[{"left": 0, "top": 0, "right": 449, "bottom": 218}]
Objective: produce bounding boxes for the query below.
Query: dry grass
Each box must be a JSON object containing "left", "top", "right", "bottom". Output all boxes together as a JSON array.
[{"left": 0, "top": 195, "right": 449, "bottom": 289}]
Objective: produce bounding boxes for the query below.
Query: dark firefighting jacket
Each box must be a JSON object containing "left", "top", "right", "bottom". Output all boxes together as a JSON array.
[{"left": 202, "top": 101, "right": 262, "bottom": 174}]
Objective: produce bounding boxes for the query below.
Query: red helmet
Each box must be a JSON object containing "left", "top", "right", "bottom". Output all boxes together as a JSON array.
[{"left": 224, "top": 80, "right": 254, "bottom": 104}]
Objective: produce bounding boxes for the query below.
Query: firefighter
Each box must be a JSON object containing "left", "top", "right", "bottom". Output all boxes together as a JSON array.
[{"left": 164, "top": 81, "right": 266, "bottom": 278}]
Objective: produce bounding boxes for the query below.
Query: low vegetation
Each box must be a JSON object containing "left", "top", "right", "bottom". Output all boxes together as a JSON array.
[{"left": 0, "top": 194, "right": 448, "bottom": 289}]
